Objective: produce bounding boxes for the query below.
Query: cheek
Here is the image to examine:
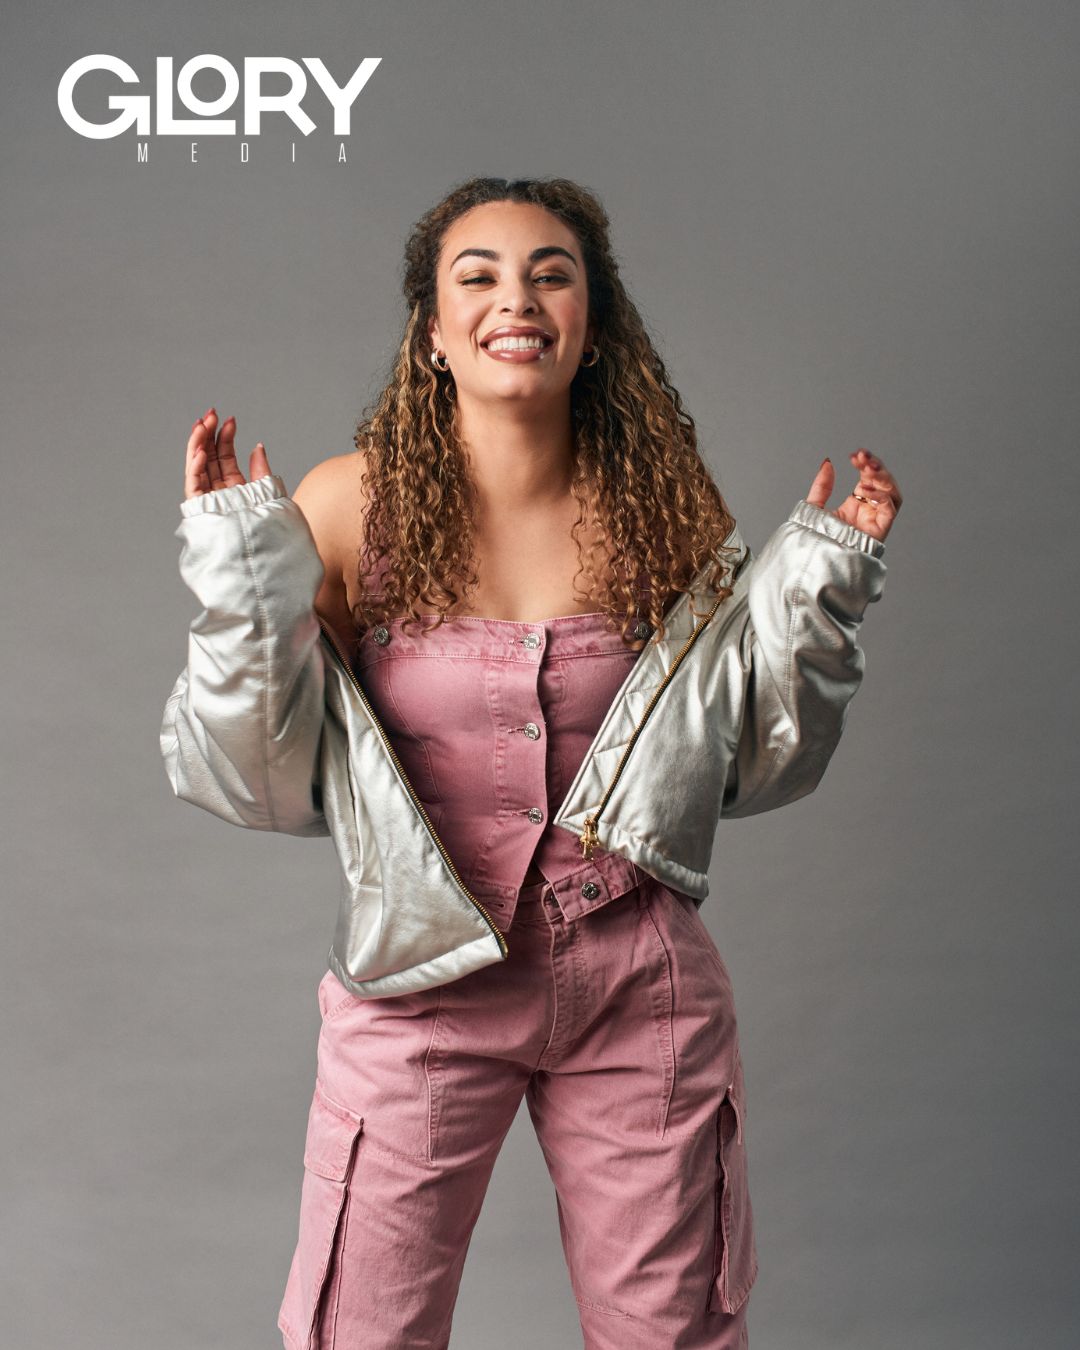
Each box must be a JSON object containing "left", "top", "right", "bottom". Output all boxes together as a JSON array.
[
  {"left": 557, "top": 293, "right": 590, "bottom": 334},
  {"left": 444, "top": 298, "right": 487, "bottom": 344}
]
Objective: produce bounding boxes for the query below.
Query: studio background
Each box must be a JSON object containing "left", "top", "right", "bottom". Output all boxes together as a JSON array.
[{"left": 3, "top": 3, "right": 1077, "bottom": 1347}]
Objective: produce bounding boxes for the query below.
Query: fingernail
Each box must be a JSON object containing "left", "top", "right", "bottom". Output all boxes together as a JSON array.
[{"left": 822, "top": 457, "right": 831, "bottom": 467}]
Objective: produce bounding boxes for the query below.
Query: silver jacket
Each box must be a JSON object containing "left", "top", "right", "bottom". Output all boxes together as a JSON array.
[{"left": 160, "top": 474, "right": 887, "bottom": 998}]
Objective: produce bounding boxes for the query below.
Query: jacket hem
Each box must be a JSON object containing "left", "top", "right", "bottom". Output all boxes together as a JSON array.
[
  {"left": 327, "top": 930, "right": 506, "bottom": 999},
  {"left": 552, "top": 816, "right": 710, "bottom": 901}
]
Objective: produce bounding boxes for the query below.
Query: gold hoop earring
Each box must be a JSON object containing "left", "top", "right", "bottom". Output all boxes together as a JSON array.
[
  {"left": 579, "top": 344, "right": 600, "bottom": 368},
  {"left": 431, "top": 350, "right": 450, "bottom": 373}
]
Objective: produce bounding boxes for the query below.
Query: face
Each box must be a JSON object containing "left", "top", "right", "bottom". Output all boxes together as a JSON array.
[{"left": 427, "top": 200, "right": 594, "bottom": 412}]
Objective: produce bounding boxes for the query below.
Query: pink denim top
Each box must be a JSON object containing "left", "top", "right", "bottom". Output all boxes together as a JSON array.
[{"left": 354, "top": 610, "right": 651, "bottom": 930}]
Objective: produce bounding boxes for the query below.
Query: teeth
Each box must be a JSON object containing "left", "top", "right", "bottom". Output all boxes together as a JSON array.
[{"left": 486, "top": 335, "right": 549, "bottom": 352}]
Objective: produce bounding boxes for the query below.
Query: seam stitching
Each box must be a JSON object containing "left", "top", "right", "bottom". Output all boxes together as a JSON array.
[{"left": 236, "top": 508, "right": 278, "bottom": 832}]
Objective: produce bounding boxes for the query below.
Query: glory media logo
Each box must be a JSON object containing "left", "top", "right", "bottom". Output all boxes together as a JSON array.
[{"left": 57, "top": 54, "right": 382, "bottom": 161}]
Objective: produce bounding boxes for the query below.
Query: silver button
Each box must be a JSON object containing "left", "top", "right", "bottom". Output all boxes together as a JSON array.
[
  {"left": 523, "top": 722, "right": 541, "bottom": 740},
  {"left": 372, "top": 625, "right": 390, "bottom": 645},
  {"left": 521, "top": 632, "right": 541, "bottom": 650},
  {"left": 634, "top": 619, "right": 651, "bottom": 640},
  {"left": 527, "top": 806, "right": 544, "bottom": 824},
  {"left": 580, "top": 881, "right": 600, "bottom": 900}
]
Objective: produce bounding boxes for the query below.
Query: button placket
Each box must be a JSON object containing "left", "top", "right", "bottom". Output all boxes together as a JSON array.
[{"left": 503, "top": 625, "right": 549, "bottom": 856}]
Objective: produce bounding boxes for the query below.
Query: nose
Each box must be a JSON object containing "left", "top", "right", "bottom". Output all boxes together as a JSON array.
[{"left": 498, "top": 279, "right": 538, "bottom": 315}]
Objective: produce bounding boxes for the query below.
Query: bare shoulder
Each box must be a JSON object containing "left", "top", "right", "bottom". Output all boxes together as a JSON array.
[{"left": 292, "top": 450, "right": 370, "bottom": 554}]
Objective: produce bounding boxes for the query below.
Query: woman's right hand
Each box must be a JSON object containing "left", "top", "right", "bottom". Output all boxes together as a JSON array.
[{"left": 185, "top": 407, "right": 272, "bottom": 500}]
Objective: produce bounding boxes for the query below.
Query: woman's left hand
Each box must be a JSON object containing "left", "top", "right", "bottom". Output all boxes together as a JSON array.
[{"left": 805, "top": 449, "right": 903, "bottom": 544}]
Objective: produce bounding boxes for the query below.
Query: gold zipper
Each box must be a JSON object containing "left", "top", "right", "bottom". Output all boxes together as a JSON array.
[
  {"left": 579, "top": 594, "right": 726, "bottom": 860},
  {"left": 315, "top": 616, "right": 509, "bottom": 957}
]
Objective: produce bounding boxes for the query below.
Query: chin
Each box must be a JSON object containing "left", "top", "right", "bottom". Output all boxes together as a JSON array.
[{"left": 484, "top": 372, "right": 571, "bottom": 401}]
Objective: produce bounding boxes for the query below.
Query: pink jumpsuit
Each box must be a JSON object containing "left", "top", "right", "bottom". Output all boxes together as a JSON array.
[{"left": 277, "top": 611, "right": 758, "bottom": 1349}]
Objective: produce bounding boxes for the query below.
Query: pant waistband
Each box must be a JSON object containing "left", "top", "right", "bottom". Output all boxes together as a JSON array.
[{"left": 510, "top": 854, "right": 647, "bottom": 923}]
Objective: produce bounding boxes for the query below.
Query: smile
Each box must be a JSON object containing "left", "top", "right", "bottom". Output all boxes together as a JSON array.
[{"left": 481, "top": 334, "right": 554, "bottom": 362}]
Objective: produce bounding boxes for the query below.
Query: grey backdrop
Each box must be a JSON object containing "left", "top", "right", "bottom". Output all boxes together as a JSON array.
[{"left": 4, "top": 2, "right": 1078, "bottom": 1347}]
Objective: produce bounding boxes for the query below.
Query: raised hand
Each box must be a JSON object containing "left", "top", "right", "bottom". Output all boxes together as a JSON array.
[
  {"left": 805, "top": 448, "right": 902, "bottom": 544},
  {"left": 184, "top": 407, "right": 273, "bottom": 501}
]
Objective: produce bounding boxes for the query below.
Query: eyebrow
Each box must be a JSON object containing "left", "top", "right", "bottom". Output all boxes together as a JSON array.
[{"left": 448, "top": 245, "right": 579, "bottom": 268}]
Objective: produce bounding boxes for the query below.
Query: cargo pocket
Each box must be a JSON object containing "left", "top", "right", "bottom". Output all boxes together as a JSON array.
[
  {"left": 707, "top": 1054, "right": 759, "bottom": 1316},
  {"left": 278, "top": 1080, "right": 365, "bottom": 1350}
]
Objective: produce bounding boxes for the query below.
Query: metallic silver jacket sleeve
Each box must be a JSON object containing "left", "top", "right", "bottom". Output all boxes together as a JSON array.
[
  {"left": 159, "top": 473, "right": 331, "bottom": 837},
  {"left": 720, "top": 498, "right": 888, "bottom": 818}
]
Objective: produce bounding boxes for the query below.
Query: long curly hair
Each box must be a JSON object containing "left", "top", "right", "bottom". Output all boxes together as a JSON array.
[{"left": 348, "top": 175, "right": 740, "bottom": 647}]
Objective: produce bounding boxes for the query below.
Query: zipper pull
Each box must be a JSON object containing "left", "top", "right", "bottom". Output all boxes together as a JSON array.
[{"left": 580, "top": 814, "right": 599, "bottom": 860}]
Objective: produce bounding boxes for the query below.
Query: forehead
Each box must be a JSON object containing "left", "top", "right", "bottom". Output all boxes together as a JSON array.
[{"left": 438, "top": 201, "right": 581, "bottom": 266}]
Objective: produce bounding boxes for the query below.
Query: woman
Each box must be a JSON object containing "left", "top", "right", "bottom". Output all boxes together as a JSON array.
[{"left": 164, "top": 176, "right": 901, "bottom": 1350}]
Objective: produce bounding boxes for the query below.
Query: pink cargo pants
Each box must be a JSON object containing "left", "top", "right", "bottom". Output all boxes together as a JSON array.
[{"left": 277, "top": 874, "right": 758, "bottom": 1349}]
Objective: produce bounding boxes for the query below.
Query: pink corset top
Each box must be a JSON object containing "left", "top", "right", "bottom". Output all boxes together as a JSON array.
[{"left": 354, "top": 610, "right": 650, "bottom": 931}]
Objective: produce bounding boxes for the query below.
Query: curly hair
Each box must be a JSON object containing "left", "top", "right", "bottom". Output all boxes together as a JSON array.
[{"left": 348, "top": 174, "right": 740, "bottom": 648}]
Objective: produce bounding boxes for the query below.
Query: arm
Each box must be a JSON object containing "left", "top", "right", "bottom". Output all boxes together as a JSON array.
[
  {"left": 720, "top": 497, "right": 887, "bottom": 818},
  {"left": 159, "top": 472, "right": 331, "bottom": 836}
]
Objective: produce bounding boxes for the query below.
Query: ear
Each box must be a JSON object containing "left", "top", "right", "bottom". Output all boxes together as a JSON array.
[
  {"left": 427, "top": 314, "right": 441, "bottom": 350},
  {"left": 585, "top": 323, "right": 596, "bottom": 350}
]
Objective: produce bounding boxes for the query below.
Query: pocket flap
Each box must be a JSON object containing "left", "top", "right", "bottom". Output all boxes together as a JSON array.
[{"left": 303, "top": 1081, "right": 365, "bottom": 1182}]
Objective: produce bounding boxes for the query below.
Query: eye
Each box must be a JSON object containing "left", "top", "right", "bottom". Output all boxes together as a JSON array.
[{"left": 458, "top": 272, "right": 572, "bottom": 287}]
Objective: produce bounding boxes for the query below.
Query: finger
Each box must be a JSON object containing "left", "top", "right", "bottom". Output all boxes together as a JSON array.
[
  {"left": 805, "top": 457, "right": 834, "bottom": 509},
  {"left": 214, "top": 415, "right": 245, "bottom": 489},
  {"left": 249, "top": 442, "right": 270, "bottom": 481},
  {"left": 184, "top": 419, "right": 210, "bottom": 499},
  {"left": 849, "top": 448, "right": 900, "bottom": 492},
  {"left": 848, "top": 449, "right": 903, "bottom": 511},
  {"left": 860, "top": 476, "right": 903, "bottom": 511},
  {"left": 199, "top": 408, "right": 228, "bottom": 491}
]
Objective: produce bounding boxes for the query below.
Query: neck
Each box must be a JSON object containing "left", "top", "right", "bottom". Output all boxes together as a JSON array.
[{"left": 453, "top": 394, "right": 577, "bottom": 514}]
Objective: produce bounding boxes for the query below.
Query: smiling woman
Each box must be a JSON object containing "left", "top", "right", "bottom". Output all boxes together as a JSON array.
[{"left": 164, "top": 173, "right": 899, "bottom": 1350}]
